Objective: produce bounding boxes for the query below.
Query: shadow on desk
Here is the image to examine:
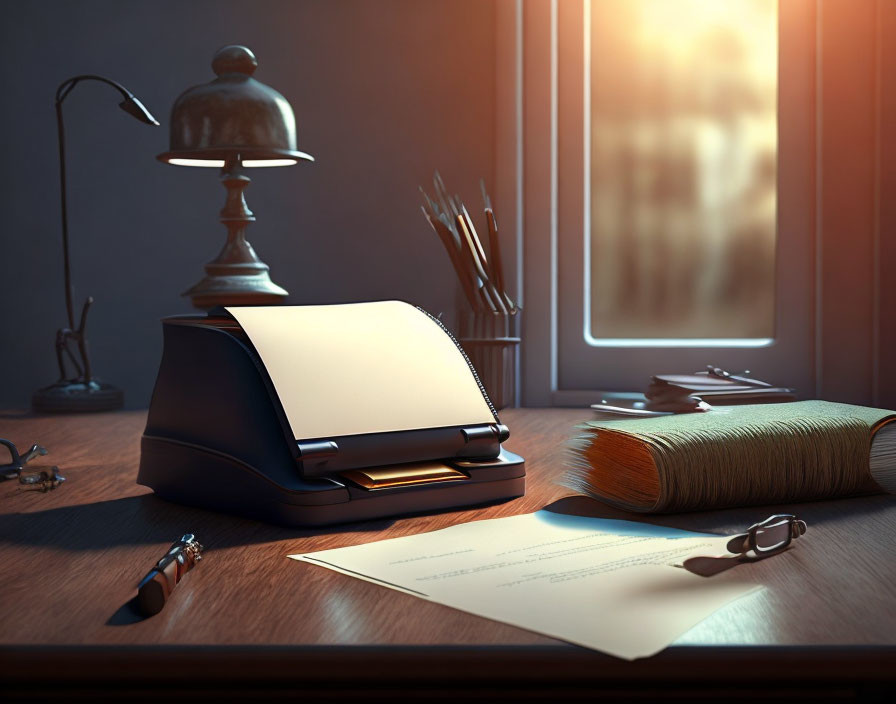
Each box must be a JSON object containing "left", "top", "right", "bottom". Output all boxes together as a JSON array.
[
  {"left": 0, "top": 493, "right": 397, "bottom": 551},
  {"left": 4, "top": 485, "right": 895, "bottom": 555},
  {"left": 4, "top": 489, "right": 893, "bottom": 557},
  {"left": 542, "top": 493, "right": 896, "bottom": 535}
]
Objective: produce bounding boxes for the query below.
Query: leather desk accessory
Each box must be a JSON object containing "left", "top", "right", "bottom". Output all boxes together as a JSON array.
[
  {"left": 646, "top": 366, "right": 796, "bottom": 410},
  {"left": 594, "top": 366, "right": 796, "bottom": 417}
]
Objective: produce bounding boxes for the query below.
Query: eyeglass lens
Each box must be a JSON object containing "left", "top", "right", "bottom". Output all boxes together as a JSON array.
[{"left": 753, "top": 516, "right": 793, "bottom": 553}]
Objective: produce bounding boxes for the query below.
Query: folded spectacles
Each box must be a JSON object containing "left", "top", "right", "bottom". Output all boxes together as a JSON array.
[
  {"left": 725, "top": 513, "right": 807, "bottom": 556},
  {"left": 681, "top": 514, "right": 808, "bottom": 577},
  {"left": 0, "top": 438, "right": 65, "bottom": 492}
]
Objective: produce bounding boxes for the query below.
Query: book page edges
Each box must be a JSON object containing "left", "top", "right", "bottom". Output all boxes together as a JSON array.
[
  {"left": 571, "top": 404, "right": 896, "bottom": 513},
  {"left": 869, "top": 416, "right": 896, "bottom": 493},
  {"left": 567, "top": 428, "right": 662, "bottom": 512}
]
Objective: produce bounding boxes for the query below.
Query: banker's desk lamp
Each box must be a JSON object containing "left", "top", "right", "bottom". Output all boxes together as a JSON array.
[{"left": 157, "top": 45, "right": 314, "bottom": 309}]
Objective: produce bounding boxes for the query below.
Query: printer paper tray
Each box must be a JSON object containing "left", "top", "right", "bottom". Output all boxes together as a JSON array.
[{"left": 139, "top": 435, "right": 525, "bottom": 527}]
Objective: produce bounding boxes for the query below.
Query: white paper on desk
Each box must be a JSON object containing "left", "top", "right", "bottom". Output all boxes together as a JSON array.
[{"left": 289, "top": 512, "right": 760, "bottom": 660}]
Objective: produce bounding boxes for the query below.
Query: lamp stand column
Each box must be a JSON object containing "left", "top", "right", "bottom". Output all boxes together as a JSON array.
[{"left": 183, "top": 158, "right": 288, "bottom": 309}]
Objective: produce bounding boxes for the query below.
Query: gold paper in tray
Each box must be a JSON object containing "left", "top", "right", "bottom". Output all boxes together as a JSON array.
[{"left": 341, "top": 462, "right": 467, "bottom": 490}]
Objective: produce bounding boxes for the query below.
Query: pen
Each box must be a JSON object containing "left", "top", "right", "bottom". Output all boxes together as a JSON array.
[{"left": 136, "top": 533, "right": 203, "bottom": 616}]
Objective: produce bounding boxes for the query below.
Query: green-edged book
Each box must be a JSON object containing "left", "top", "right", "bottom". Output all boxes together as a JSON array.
[{"left": 566, "top": 401, "right": 896, "bottom": 513}]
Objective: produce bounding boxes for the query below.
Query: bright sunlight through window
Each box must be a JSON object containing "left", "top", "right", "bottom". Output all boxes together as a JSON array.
[{"left": 586, "top": 0, "right": 777, "bottom": 345}]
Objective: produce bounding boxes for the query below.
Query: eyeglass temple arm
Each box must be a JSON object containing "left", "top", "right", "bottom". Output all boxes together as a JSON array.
[
  {"left": 0, "top": 439, "right": 22, "bottom": 465},
  {"left": 726, "top": 533, "right": 750, "bottom": 554},
  {"left": 0, "top": 441, "right": 48, "bottom": 479}
]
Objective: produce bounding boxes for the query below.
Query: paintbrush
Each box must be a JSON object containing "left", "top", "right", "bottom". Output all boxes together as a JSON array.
[
  {"left": 432, "top": 174, "right": 496, "bottom": 314},
  {"left": 421, "top": 173, "right": 519, "bottom": 333},
  {"left": 433, "top": 171, "right": 459, "bottom": 221},
  {"left": 459, "top": 205, "right": 509, "bottom": 316},
  {"left": 479, "top": 180, "right": 518, "bottom": 314},
  {"left": 485, "top": 207, "right": 516, "bottom": 314},
  {"left": 421, "top": 206, "right": 482, "bottom": 312},
  {"left": 421, "top": 192, "right": 477, "bottom": 305},
  {"left": 453, "top": 212, "right": 500, "bottom": 313},
  {"left": 480, "top": 179, "right": 492, "bottom": 211}
]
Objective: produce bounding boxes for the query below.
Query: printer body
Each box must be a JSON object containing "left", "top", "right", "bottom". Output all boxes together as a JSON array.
[{"left": 138, "top": 302, "right": 525, "bottom": 526}]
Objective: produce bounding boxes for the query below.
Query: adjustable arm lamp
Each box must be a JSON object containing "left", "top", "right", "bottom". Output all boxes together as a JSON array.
[{"left": 32, "top": 75, "right": 159, "bottom": 413}]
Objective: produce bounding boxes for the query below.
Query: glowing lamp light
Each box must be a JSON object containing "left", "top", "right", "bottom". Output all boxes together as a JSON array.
[{"left": 167, "top": 158, "right": 306, "bottom": 168}]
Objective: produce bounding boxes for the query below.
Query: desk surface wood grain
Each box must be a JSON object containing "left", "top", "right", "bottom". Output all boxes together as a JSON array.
[{"left": 1, "top": 408, "right": 894, "bottom": 698}]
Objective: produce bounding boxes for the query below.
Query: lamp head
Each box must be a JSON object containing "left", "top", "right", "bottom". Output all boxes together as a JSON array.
[
  {"left": 119, "top": 95, "right": 160, "bottom": 126},
  {"left": 157, "top": 45, "right": 314, "bottom": 168}
]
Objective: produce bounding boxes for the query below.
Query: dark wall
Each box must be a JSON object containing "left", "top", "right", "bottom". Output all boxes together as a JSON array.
[{"left": 0, "top": 0, "right": 496, "bottom": 410}]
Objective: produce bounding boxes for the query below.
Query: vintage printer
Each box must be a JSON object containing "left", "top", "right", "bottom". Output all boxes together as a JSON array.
[{"left": 138, "top": 301, "right": 525, "bottom": 526}]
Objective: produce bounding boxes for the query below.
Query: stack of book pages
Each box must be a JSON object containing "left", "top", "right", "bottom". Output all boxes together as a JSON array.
[{"left": 567, "top": 401, "right": 896, "bottom": 513}]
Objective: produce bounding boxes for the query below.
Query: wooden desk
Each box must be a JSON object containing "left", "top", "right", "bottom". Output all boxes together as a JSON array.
[{"left": 1, "top": 408, "right": 894, "bottom": 701}]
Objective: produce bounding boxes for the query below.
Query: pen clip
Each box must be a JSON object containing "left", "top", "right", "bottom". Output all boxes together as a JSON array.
[{"left": 155, "top": 533, "right": 203, "bottom": 570}]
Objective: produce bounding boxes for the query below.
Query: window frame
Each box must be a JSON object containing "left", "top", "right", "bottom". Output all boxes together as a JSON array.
[{"left": 500, "top": 0, "right": 894, "bottom": 407}]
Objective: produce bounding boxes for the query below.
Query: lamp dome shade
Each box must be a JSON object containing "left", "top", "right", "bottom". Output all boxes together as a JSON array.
[{"left": 157, "top": 45, "right": 313, "bottom": 166}]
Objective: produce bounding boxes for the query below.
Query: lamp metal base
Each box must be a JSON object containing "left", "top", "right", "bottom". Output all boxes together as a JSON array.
[
  {"left": 184, "top": 160, "right": 289, "bottom": 310},
  {"left": 32, "top": 380, "right": 124, "bottom": 413},
  {"left": 184, "top": 270, "right": 288, "bottom": 310}
]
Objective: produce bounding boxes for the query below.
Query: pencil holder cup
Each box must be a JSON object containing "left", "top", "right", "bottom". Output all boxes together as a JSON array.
[{"left": 457, "top": 311, "right": 519, "bottom": 410}]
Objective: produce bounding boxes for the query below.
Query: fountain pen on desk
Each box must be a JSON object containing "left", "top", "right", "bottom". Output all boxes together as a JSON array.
[{"left": 136, "top": 534, "right": 203, "bottom": 616}]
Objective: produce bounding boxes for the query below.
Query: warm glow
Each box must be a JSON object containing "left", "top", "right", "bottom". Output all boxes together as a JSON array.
[
  {"left": 168, "top": 158, "right": 225, "bottom": 167},
  {"left": 242, "top": 159, "right": 299, "bottom": 167},
  {"left": 588, "top": 0, "right": 777, "bottom": 342},
  {"left": 167, "top": 157, "right": 302, "bottom": 168}
]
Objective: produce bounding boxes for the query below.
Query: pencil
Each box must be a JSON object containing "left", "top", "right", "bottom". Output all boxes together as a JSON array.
[
  {"left": 422, "top": 207, "right": 482, "bottom": 313},
  {"left": 460, "top": 206, "right": 509, "bottom": 316}
]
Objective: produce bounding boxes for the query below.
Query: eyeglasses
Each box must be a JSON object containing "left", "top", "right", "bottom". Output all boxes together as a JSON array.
[
  {"left": 0, "top": 438, "right": 65, "bottom": 492},
  {"left": 725, "top": 514, "right": 807, "bottom": 556}
]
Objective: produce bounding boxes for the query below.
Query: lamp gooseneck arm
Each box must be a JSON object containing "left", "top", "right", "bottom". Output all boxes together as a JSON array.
[
  {"left": 52, "top": 75, "right": 159, "bottom": 382},
  {"left": 55, "top": 75, "right": 135, "bottom": 105},
  {"left": 55, "top": 76, "right": 140, "bottom": 332},
  {"left": 55, "top": 94, "right": 75, "bottom": 332}
]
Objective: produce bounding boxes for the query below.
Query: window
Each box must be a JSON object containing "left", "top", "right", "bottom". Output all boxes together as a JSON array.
[
  {"left": 586, "top": 0, "right": 778, "bottom": 345},
  {"left": 512, "top": 0, "right": 825, "bottom": 403},
  {"left": 498, "top": 0, "right": 891, "bottom": 406}
]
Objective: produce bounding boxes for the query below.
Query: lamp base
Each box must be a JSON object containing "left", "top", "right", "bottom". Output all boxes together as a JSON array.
[
  {"left": 183, "top": 271, "right": 288, "bottom": 309},
  {"left": 184, "top": 162, "right": 290, "bottom": 310},
  {"left": 32, "top": 380, "right": 124, "bottom": 413}
]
